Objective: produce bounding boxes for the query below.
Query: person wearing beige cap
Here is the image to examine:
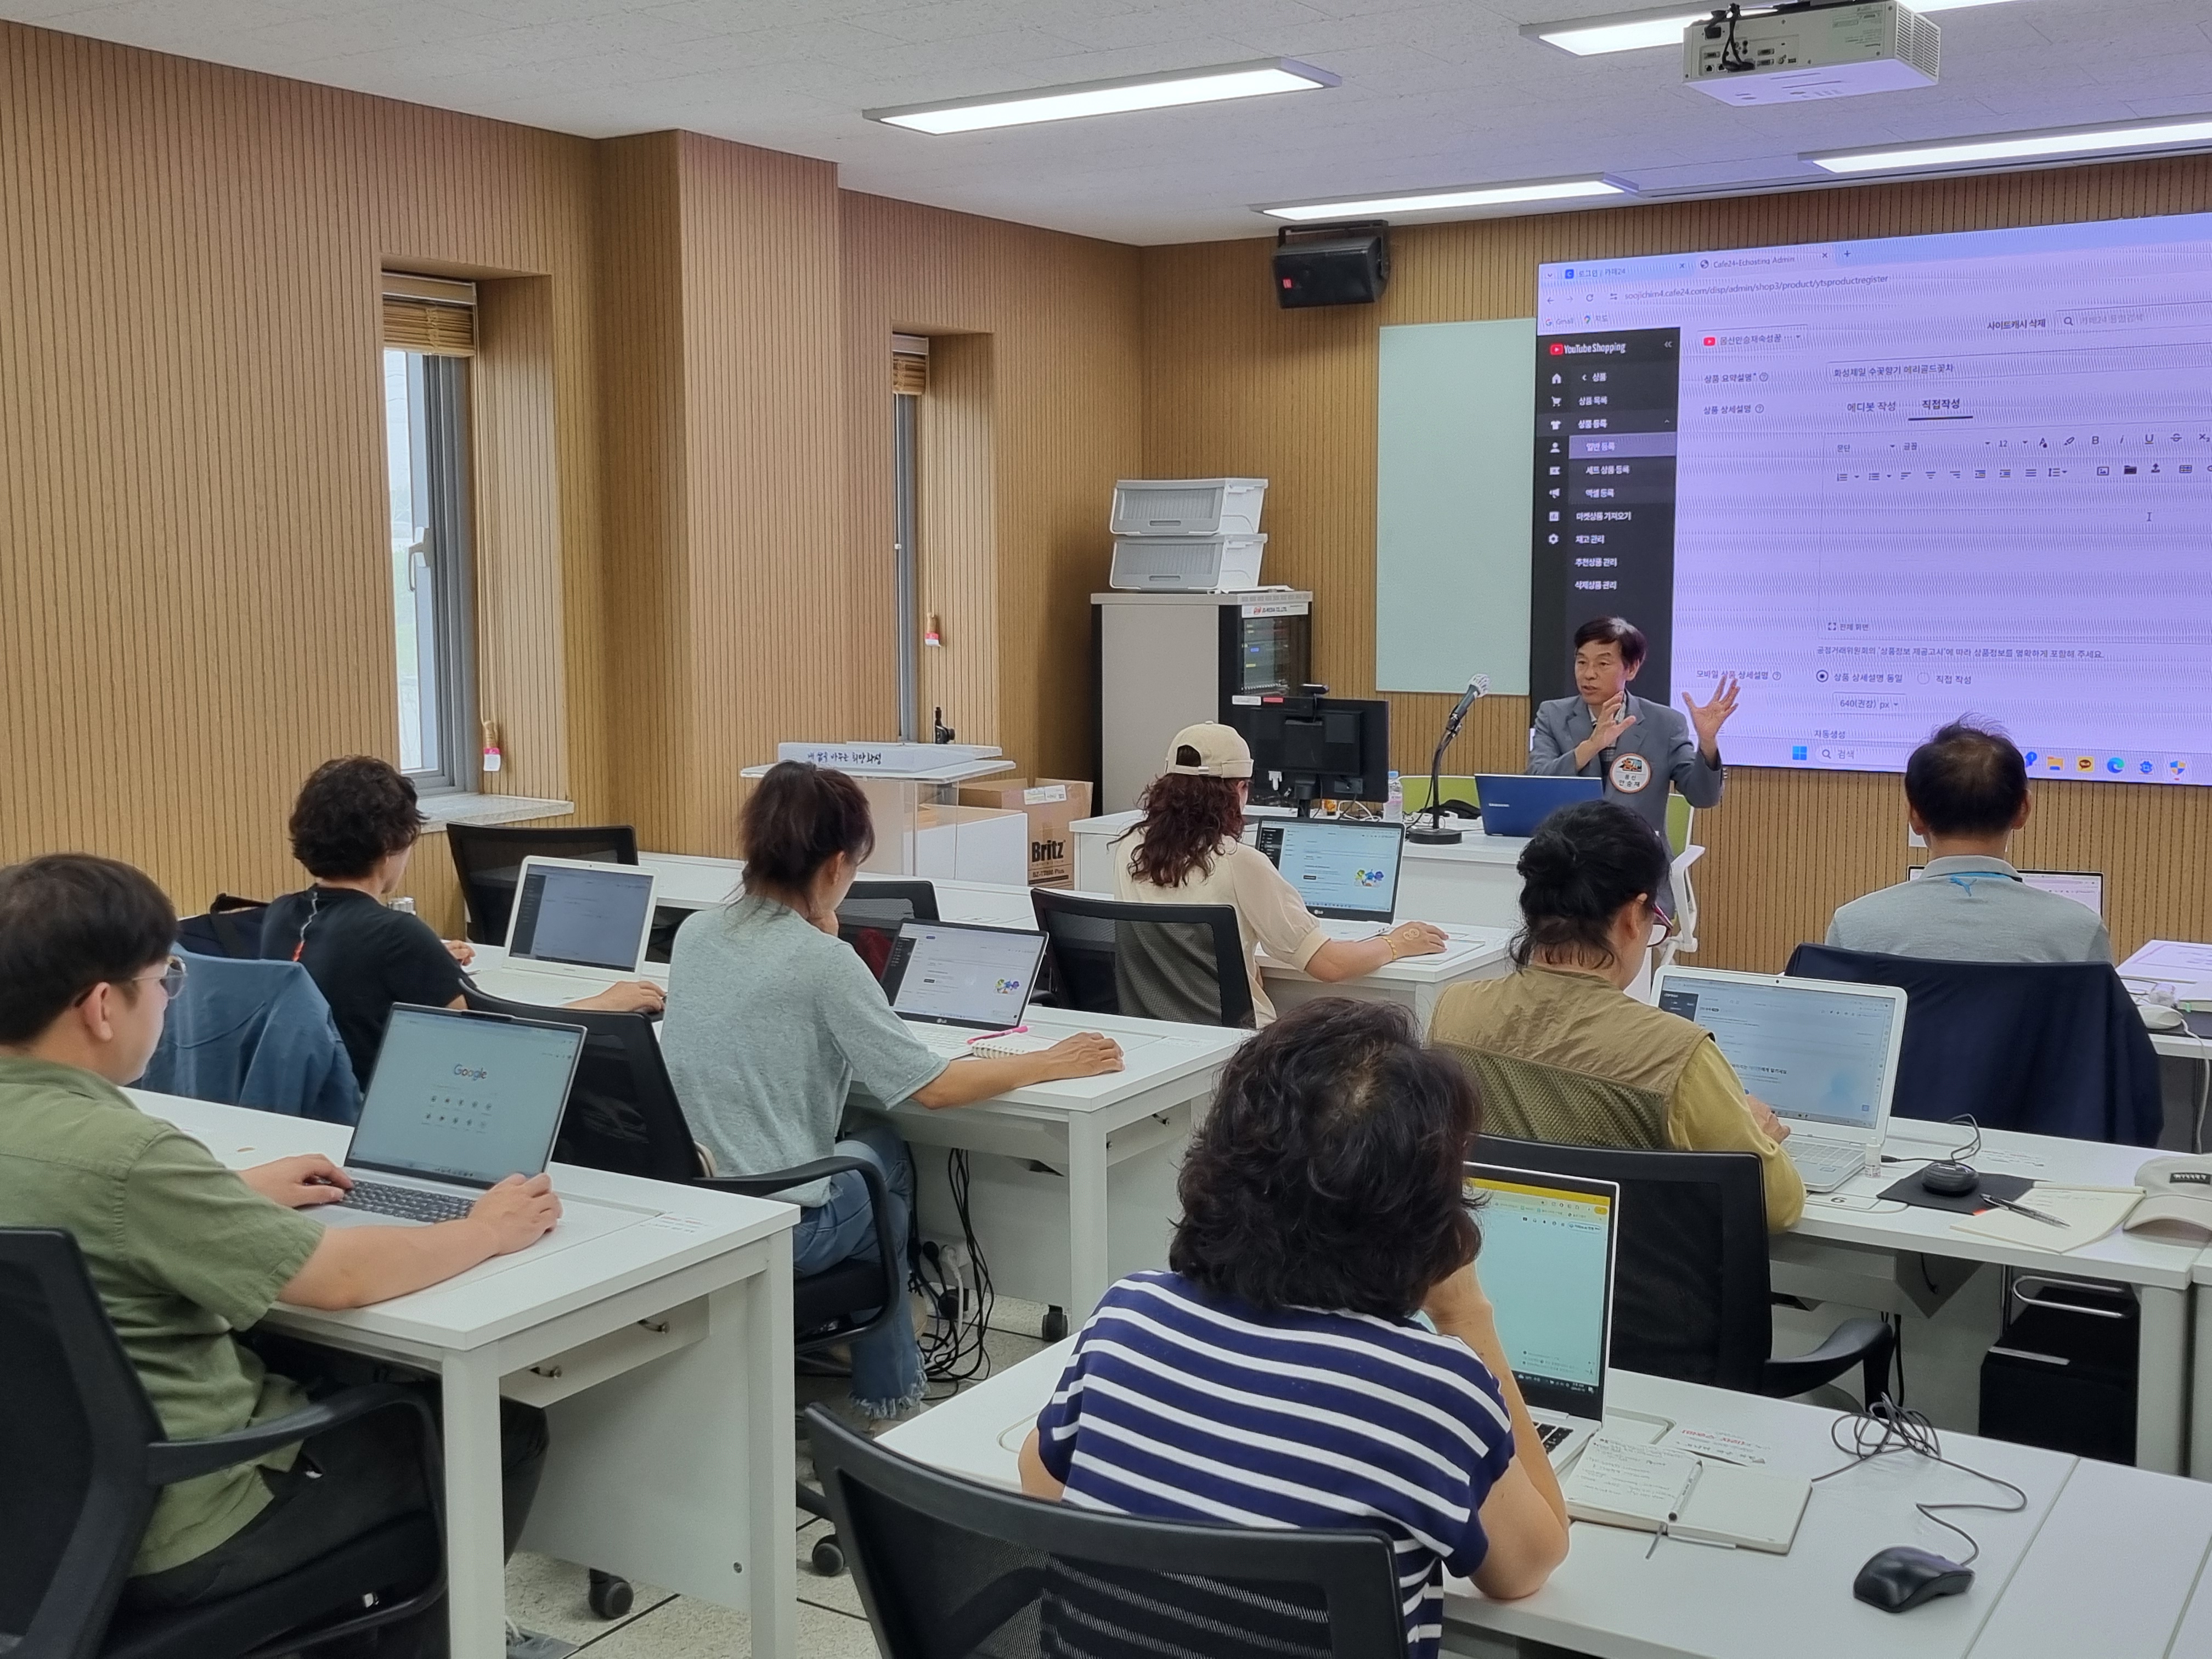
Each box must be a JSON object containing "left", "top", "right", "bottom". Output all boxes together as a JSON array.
[{"left": 1109, "top": 723, "right": 1448, "bottom": 1026}]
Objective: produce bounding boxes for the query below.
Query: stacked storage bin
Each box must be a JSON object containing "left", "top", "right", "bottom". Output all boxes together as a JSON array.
[{"left": 1107, "top": 478, "right": 1269, "bottom": 590}]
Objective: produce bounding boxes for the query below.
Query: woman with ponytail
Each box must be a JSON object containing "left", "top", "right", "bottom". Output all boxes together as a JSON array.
[
  {"left": 1427, "top": 800, "right": 1803, "bottom": 1229},
  {"left": 661, "top": 761, "right": 1121, "bottom": 1420}
]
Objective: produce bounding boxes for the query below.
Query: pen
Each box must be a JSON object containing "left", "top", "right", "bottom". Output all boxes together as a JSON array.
[
  {"left": 1645, "top": 1459, "right": 1704, "bottom": 1558},
  {"left": 969, "top": 1025, "right": 1029, "bottom": 1043},
  {"left": 1982, "top": 1190, "right": 2068, "bottom": 1229}
]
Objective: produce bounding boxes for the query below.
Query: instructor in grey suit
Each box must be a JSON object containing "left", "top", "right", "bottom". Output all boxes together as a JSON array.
[{"left": 1528, "top": 616, "right": 1739, "bottom": 918}]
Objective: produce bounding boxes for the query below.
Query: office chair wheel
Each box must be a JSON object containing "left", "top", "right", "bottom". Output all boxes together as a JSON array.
[
  {"left": 1042, "top": 1305, "right": 1068, "bottom": 1342},
  {"left": 588, "top": 1568, "right": 634, "bottom": 1619},
  {"left": 811, "top": 1533, "right": 847, "bottom": 1576}
]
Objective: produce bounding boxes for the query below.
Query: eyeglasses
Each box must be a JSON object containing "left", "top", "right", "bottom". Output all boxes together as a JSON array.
[
  {"left": 70, "top": 956, "right": 187, "bottom": 1008},
  {"left": 1645, "top": 906, "right": 1678, "bottom": 949}
]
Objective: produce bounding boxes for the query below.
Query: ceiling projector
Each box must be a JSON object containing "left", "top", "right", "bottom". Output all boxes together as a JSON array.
[{"left": 1685, "top": 0, "right": 1939, "bottom": 104}]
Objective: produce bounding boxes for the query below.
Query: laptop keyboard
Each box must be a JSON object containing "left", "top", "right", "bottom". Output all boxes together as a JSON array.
[
  {"left": 1786, "top": 1138, "right": 1867, "bottom": 1188},
  {"left": 341, "top": 1180, "right": 473, "bottom": 1224},
  {"left": 1538, "top": 1423, "right": 1573, "bottom": 1451}
]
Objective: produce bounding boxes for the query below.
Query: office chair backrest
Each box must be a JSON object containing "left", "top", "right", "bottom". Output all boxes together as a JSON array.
[
  {"left": 1785, "top": 945, "right": 2161, "bottom": 1144},
  {"left": 1440, "top": 1047, "right": 1671, "bottom": 1150},
  {"left": 1475, "top": 1135, "right": 1771, "bottom": 1393},
  {"left": 806, "top": 1406, "right": 1408, "bottom": 1659},
  {"left": 174, "top": 894, "right": 270, "bottom": 961},
  {"left": 445, "top": 823, "right": 640, "bottom": 945},
  {"left": 0, "top": 1230, "right": 167, "bottom": 1659},
  {"left": 1030, "top": 890, "right": 1254, "bottom": 1029},
  {"left": 837, "top": 879, "right": 940, "bottom": 981},
  {"left": 459, "top": 989, "right": 698, "bottom": 1182}
]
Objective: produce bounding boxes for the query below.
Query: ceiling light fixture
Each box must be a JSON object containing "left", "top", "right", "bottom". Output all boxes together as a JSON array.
[
  {"left": 1524, "top": 0, "right": 2018, "bottom": 57},
  {"left": 1807, "top": 113, "right": 2212, "bottom": 174},
  {"left": 1258, "top": 176, "right": 1632, "bottom": 222},
  {"left": 866, "top": 58, "right": 1338, "bottom": 134}
]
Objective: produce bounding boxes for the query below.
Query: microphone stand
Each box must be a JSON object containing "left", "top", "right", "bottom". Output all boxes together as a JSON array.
[{"left": 1406, "top": 679, "right": 1486, "bottom": 845}]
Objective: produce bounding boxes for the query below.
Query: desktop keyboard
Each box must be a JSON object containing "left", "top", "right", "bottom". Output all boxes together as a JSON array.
[
  {"left": 1785, "top": 1138, "right": 1869, "bottom": 1191},
  {"left": 340, "top": 1180, "right": 473, "bottom": 1224}
]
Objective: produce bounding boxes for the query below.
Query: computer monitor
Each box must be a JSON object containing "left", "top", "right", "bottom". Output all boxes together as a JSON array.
[
  {"left": 1905, "top": 865, "right": 2104, "bottom": 919},
  {"left": 1253, "top": 818, "right": 1404, "bottom": 923},
  {"left": 348, "top": 1006, "right": 585, "bottom": 1190},
  {"left": 506, "top": 857, "right": 658, "bottom": 972},
  {"left": 1232, "top": 692, "right": 1390, "bottom": 812},
  {"left": 882, "top": 921, "right": 1047, "bottom": 1031},
  {"left": 1462, "top": 1164, "right": 1618, "bottom": 1421}
]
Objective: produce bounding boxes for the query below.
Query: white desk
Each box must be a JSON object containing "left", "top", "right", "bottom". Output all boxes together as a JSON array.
[
  {"left": 636, "top": 853, "right": 1511, "bottom": 1033},
  {"left": 851, "top": 1005, "right": 1246, "bottom": 1324},
  {"left": 1777, "top": 1119, "right": 2197, "bottom": 1474},
  {"left": 882, "top": 1341, "right": 2081, "bottom": 1659},
  {"left": 464, "top": 942, "right": 668, "bottom": 1006},
  {"left": 132, "top": 1092, "right": 800, "bottom": 1659}
]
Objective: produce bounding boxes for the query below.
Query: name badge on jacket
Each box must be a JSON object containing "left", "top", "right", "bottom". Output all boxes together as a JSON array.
[{"left": 1609, "top": 753, "right": 1652, "bottom": 794}]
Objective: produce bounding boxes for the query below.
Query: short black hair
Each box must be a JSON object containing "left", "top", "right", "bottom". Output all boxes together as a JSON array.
[
  {"left": 288, "top": 757, "right": 425, "bottom": 879},
  {"left": 0, "top": 855, "right": 176, "bottom": 1043},
  {"left": 1171, "top": 998, "right": 1480, "bottom": 1319},
  {"left": 738, "top": 761, "right": 876, "bottom": 897},
  {"left": 1513, "top": 799, "right": 1669, "bottom": 970},
  {"left": 1905, "top": 720, "right": 2028, "bottom": 838},
  {"left": 1573, "top": 616, "right": 1647, "bottom": 670}
]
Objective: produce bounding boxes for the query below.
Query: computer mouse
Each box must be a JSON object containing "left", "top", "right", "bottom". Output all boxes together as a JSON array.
[
  {"left": 1920, "top": 1161, "right": 1980, "bottom": 1197},
  {"left": 1854, "top": 1546, "right": 1974, "bottom": 1612}
]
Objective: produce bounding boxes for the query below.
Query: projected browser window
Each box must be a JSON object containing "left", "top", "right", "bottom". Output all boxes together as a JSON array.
[{"left": 1536, "top": 212, "right": 2212, "bottom": 784}]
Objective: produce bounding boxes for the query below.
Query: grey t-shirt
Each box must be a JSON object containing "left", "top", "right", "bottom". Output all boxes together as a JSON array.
[
  {"left": 1825, "top": 855, "right": 2112, "bottom": 964},
  {"left": 661, "top": 896, "right": 949, "bottom": 1205}
]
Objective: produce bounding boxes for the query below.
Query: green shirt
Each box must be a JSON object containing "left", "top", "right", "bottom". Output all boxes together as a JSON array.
[{"left": 0, "top": 1058, "right": 325, "bottom": 1575}]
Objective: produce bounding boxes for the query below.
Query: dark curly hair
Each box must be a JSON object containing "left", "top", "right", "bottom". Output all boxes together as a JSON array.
[
  {"left": 1512, "top": 798, "right": 1667, "bottom": 971},
  {"left": 738, "top": 761, "right": 875, "bottom": 898},
  {"left": 1121, "top": 772, "right": 1245, "bottom": 889},
  {"left": 288, "top": 757, "right": 425, "bottom": 879},
  {"left": 1171, "top": 998, "right": 1481, "bottom": 1318}
]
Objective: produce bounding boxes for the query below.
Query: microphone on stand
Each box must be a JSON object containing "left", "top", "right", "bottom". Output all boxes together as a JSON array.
[{"left": 1406, "top": 674, "right": 1490, "bottom": 846}]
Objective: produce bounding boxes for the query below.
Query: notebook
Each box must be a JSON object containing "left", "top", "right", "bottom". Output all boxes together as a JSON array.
[{"left": 1562, "top": 1437, "right": 1810, "bottom": 1553}]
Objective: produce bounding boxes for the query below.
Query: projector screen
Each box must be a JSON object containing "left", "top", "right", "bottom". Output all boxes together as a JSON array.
[{"left": 1531, "top": 211, "right": 2212, "bottom": 787}]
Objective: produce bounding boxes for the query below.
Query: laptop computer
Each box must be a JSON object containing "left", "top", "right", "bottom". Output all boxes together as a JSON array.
[
  {"left": 1473, "top": 775, "right": 1602, "bottom": 838},
  {"left": 1463, "top": 1163, "right": 1621, "bottom": 1467},
  {"left": 1254, "top": 817, "right": 1409, "bottom": 942},
  {"left": 1651, "top": 966, "right": 1909, "bottom": 1193},
  {"left": 883, "top": 920, "right": 1053, "bottom": 1058},
  {"left": 481, "top": 856, "right": 663, "bottom": 997},
  {"left": 1906, "top": 864, "right": 2105, "bottom": 918},
  {"left": 320, "top": 1004, "right": 589, "bottom": 1229}
]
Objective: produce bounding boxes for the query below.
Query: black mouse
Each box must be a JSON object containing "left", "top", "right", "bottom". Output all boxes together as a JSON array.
[
  {"left": 1920, "top": 1161, "right": 1980, "bottom": 1197},
  {"left": 1854, "top": 1545, "right": 1974, "bottom": 1611}
]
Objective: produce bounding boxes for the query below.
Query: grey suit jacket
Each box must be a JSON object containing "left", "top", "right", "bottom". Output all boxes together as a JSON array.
[{"left": 1527, "top": 692, "right": 1722, "bottom": 912}]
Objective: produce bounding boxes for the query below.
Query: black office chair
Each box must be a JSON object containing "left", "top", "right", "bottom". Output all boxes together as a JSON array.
[
  {"left": 1786, "top": 944, "right": 2163, "bottom": 1144},
  {"left": 444, "top": 823, "right": 640, "bottom": 945},
  {"left": 807, "top": 1405, "right": 1408, "bottom": 1658},
  {"left": 1475, "top": 1135, "right": 1895, "bottom": 1403},
  {"left": 1030, "top": 889, "right": 1254, "bottom": 1029},
  {"left": 459, "top": 990, "right": 905, "bottom": 1593},
  {"left": 0, "top": 1228, "right": 444, "bottom": 1659},
  {"left": 837, "top": 879, "right": 940, "bottom": 982},
  {"left": 173, "top": 895, "right": 269, "bottom": 961}
]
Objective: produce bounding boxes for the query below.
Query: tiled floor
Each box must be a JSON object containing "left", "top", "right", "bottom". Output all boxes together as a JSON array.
[{"left": 504, "top": 1311, "right": 1051, "bottom": 1657}]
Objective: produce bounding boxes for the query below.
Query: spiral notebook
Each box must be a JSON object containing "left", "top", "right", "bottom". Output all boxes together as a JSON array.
[{"left": 1562, "top": 1437, "right": 1810, "bottom": 1554}]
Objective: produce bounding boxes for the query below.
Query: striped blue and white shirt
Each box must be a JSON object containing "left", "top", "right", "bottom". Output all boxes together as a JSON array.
[{"left": 1034, "top": 1270, "right": 1516, "bottom": 1659}]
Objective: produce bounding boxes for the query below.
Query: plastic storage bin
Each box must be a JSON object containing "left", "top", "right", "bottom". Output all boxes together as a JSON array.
[
  {"left": 1109, "top": 534, "right": 1266, "bottom": 592},
  {"left": 1109, "top": 478, "right": 1267, "bottom": 538}
]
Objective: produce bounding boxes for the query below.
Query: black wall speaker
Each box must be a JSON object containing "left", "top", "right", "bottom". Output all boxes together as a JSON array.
[{"left": 1273, "top": 221, "right": 1390, "bottom": 309}]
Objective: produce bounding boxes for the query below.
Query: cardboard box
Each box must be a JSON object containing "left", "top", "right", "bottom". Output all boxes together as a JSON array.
[{"left": 957, "top": 778, "right": 1094, "bottom": 887}]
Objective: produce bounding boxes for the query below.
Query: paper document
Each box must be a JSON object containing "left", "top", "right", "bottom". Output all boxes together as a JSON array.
[
  {"left": 1951, "top": 1185, "right": 2142, "bottom": 1252},
  {"left": 1564, "top": 1436, "right": 1810, "bottom": 1553},
  {"left": 1562, "top": 1439, "right": 1700, "bottom": 1527},
  {"left": 2121, "top": 940, "right": 2212, "bottom": 995}
]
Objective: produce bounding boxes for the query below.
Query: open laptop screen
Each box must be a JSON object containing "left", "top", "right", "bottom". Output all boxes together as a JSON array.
[
  {"left": 510, "top": 861, "right": 655, "bottom": 971},
  {"left": 882, "top": 922, "right": 1045, "bottom": 1030},
  {"left": 1655, "top": 973, "right": 1899, "bottom": 1134},
  {"left": 1463, "top": 1165, "right": 1617, "bottom": 1420},
  {"left": 348, "top": 1007, "right": 584, "bottom": 1189},
  {"left": 1258, "top": 819, "right": 1404, "bottom": 922}
]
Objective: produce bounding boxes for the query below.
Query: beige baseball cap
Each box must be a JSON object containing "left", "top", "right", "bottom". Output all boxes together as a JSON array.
[
  {"left": 1165, "top": 722, "right": 1253, "bottom": 779},
  {"left": 2126, "top": 1155, "right": 2212, "bottom": 1243}
]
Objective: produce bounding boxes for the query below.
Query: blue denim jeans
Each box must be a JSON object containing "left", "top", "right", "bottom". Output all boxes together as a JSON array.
[{"left": 792, "top": 1121, "right": 922, "bottom": 1416}]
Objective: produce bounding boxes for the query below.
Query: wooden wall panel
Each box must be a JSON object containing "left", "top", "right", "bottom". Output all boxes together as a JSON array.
[
  {"left": 915, "top": 334, "right": 999, "bottom": 741},
  {"left": 841, "top": 193, "right": 1144, "bottom": 777},
  {"left": 1142, "top": 156, "right": 2212, "bottom": 970}
]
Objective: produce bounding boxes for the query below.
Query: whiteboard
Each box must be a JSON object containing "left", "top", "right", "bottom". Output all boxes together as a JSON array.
[{"left": 1375, "top": 318, "right": 1535, "bottom": 695}]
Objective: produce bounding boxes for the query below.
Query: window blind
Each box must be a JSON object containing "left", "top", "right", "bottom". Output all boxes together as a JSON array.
[
  {"left": 892, "top": 332, "right": 929, "bottom": 396},
  {"left": 382, "top": 273, "right": 477, "bottom": 357}
]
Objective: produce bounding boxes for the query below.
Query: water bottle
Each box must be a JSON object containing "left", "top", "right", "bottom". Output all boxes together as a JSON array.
[{"left": 1386, "top": 770, "right": 1403, "bottom": 822}]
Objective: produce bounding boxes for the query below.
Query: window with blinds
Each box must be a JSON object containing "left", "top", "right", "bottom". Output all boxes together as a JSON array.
[
  {"left": 893, "top": 332, "right": 929, "bottom": 396},
  {"left": 382, "top": 273, "right": 477, "bottom": 358}
]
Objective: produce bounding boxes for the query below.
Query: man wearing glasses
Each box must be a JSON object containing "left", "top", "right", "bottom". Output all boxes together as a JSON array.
[{"left": 0, "top": 853, "right": 555, "bottom": 1631}]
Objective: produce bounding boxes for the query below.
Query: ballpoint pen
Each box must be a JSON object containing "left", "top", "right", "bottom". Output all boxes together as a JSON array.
[{"left": 1980, "top": 1190, "right": 2068, "bottom": 1229}]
